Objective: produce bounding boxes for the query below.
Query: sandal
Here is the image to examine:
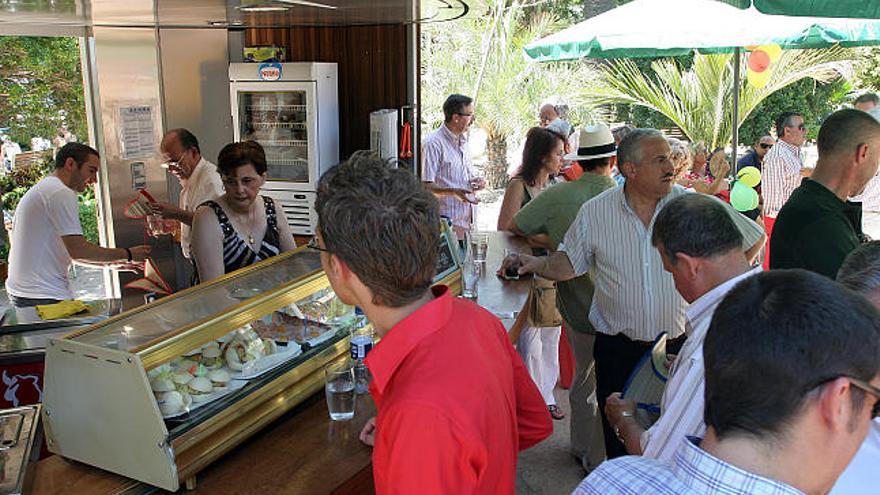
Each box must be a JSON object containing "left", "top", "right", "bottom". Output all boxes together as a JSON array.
[{"left": 548, "top": 405, "right": 565, "bottom": 420}]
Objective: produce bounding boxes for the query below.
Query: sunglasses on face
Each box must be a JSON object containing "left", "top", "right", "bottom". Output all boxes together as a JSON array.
[{"left": 759, "top": 143, "right": 773, "bottom": 150}]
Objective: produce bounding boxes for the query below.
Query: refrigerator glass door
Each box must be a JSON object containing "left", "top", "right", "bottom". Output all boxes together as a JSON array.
[{"left": 232, "top": 82, "right": 317, "bottom": 186}]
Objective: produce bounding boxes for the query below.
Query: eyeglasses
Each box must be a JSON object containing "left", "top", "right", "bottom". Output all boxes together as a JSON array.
[
  {"left": 808, "top": 376, "right": 880, "bottom": 419},
  {"left": 759, "top": 143, "right": 773, "bottom": 150},
  {"left": 307, "top": 236, "right": 330, "bottom": 253},
  {"left": 456, "top": 112, "right": 474, "bottom": 118},
  {"left": 850, "top": 378, "right": 880, "bottom": 419}
]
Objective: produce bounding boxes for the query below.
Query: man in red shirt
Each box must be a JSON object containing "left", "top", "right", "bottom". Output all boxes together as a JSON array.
[{"left": 313, "top": 152, "right": 552, "bottom": 494}]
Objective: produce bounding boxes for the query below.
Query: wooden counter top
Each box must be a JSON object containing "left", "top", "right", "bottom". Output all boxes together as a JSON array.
[
  {"left": 32, "top": 392, "right": 376, "bottom": 495},
  {"left": 473, "top": 231, "right": 531, "bottom": 320}
]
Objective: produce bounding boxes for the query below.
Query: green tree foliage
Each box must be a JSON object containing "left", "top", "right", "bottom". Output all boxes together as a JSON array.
[
  {"left": 738, "top": 78, "right": 850, "bottom": 145},
  {"left": 422, "top": 1, "right": 604, "bottom": 188},
  {"left": 595, "top": 48, "right": 851, "bottom": 148},
  {"left": 0, "top": 36, "right": 86, "bottom": 146}
]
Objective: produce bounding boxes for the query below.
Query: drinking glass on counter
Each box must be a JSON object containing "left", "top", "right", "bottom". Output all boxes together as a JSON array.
[
  {"left": 461, "top": 261, "right": 481, "bottom": 301},
  {"left": 468, "top": 232, "right": 489, "bottom": 264},
  {"left": 325, "top": 362, "right": 356, "bottom": 421}
]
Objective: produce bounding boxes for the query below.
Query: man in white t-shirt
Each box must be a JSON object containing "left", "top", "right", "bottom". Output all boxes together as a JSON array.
[
  {"left": 5, "top": 143, "right": 151, "bottom": 307},
  {"left": 148, "top": 129, "right": 223, "bottom": 262}
]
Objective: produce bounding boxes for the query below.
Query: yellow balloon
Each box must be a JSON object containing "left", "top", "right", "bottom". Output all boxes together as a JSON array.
[
  {"left": 737, "top": 166, "right": 761, "bottom": 188},
  {"left": 748, "top": 67, "right": 771, "bottom": 88},
  {"left": 759, "top": 44, "right": 782, "bottom": 63}
]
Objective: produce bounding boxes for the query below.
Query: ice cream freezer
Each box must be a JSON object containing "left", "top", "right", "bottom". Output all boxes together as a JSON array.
[{"left": 40, "top": 226, "right": 463, "bottom": 491}]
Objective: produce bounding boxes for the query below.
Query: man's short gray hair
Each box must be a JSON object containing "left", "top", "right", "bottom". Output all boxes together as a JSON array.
[
  {"left": 838, "top": 241, "right": 880, "bottom": 295},
  {"left": 618, "top": 128, "right": 665, "bottom": 174},
  {"left": 652, "top": 194, "right": 743, "bottom": 265}
]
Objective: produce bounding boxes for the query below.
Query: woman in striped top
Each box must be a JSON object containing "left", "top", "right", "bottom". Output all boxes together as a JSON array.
[{"left": 190, "top": 141, "right": 297, "bottom": 284}]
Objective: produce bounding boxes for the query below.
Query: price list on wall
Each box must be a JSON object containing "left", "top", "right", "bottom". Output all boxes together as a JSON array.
[{"left": 120, "top": 105, "right": 155, "bottom": 159}]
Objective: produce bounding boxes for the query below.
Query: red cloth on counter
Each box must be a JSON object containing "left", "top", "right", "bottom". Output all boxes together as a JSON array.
[{"left": 366, "top": 285, "right": 552, "bottom": 495}]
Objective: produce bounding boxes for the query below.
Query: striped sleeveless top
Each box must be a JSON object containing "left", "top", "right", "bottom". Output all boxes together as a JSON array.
[{"left": 193, "top": 196, "right": 281, "bottom": 284}]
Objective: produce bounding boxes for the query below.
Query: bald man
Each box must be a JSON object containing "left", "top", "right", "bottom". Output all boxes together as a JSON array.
[{"left": 770, "top": 109, "right": 880, "bottom": 278}]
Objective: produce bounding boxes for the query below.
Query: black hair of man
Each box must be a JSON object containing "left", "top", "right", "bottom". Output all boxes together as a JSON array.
[
  {"left": 443, "top": 94, "right": 474, "bottom": 123},
  {"left": 855, "top": 93, "right": 880, "bottom": 107},
  {"left": 54, "top": 142, "right": 99, "bottom": 169},
  {"left": 169, "top": 128, "right": 201, "bottom": 154},
  {"left": 704, "top": 269, "right": 880, "bottom": 442},
  {"left": 577, "top": 156, "right": 614, "bottom": 172},
  {"left": 651, "top": 194, "right": 743, "bottom": 265},
  {"left": 315, "top": 151, "right": 440, "bottom": 308},
  {"left": 817, "top": 108, "right": 880, "bottom": 157},
  {"left": 775, "top": 111, "right": 803, "bottom": 140},
  {"left": 838, "top": 240, "right": 880, "bottom": 295}
]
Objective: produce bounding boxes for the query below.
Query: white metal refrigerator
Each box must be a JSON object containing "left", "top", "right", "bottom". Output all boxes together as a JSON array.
[{"left": 229, "top": 62, "right": 339, "bottom": 235}]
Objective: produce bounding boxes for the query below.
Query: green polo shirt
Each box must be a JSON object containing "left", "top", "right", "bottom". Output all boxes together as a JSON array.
[
  {"left": 770, "top": 178, "right": 863, "bottom": 279},
  {"left": 514, "top": 172, "right": 617, "bottom": 333}
]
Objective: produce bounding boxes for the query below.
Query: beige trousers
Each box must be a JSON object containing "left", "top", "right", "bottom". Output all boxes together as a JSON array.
[{"left": 566, "top": 327, "right": 606, "bottom": 471}]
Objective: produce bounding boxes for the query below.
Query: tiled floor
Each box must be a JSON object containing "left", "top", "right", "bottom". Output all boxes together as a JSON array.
[{"left": 516, "top": 388, "right": 587, "bottom": 495}]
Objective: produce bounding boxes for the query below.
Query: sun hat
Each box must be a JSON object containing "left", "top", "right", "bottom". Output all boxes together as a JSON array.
[{"left": 564, "top": 123, "right": 616, "bottom": 161}]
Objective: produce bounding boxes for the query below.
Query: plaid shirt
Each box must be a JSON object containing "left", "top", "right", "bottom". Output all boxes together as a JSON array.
[
  {"left": 573, "top": 437, "right": 805, "bottom": 495},
  {"left": 422, "top": 124, "right": 475, "bottom": 238},
  {"left": 762, "top": 139, "right": 803, "bottom": 218}
]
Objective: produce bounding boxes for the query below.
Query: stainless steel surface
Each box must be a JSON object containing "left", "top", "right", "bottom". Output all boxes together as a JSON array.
[
  {"left": 0, "top": 299, "right": 123, "bottom": 335},
  {"left": 87, "top": 8, "right": 177, "bottom": 306},
  {"left": 0, "top": 0, "right": 472, "bottom": 31},
  {"left": 158, "top": 24, "right": 234, "bottom": 288},
  {"left": 0, "top": 404, "right": 41, "bottom": 495}
]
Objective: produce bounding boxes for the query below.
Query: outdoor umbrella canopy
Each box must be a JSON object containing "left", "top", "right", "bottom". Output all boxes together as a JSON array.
[
  {"left": 523, "top": 0, "right": 880, "bottom": 62},
  {"left": 522, "top": 0, "right": 880, "bottom": 162},
  {"left": 719, "top": 0, "right": 880, "bottom": 19}
]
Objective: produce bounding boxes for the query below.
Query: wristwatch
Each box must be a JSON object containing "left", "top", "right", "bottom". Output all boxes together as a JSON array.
[{"left": 613, "top": 410, "right": 635, "bottom": 443}]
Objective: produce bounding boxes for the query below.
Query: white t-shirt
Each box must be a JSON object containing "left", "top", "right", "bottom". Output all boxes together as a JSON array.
[
  {"left": 5, "top": 176, "right": 82, "bottom": 300},
  {"left": 829, "top": 419, "right": 880, "bottom": 495},
  {"left": 179, "top": 158, "right": 223, "bottom": 258}
]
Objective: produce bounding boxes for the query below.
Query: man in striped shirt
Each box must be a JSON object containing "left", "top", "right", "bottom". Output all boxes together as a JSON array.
[
  {"left": 575, "top": 270, "right": 880, "bottom": 495},
  {"left": 516, "top": 129, "right": 765, "bottom": 459},
  {"left": 603, "top": 193, "right": 760, "bottom": 464},
  {"left": 422, "top": 94, "right": 483, "bottom": 242},
  {"left": 761, "top": 111, "right": 811, "bottom": 269}
]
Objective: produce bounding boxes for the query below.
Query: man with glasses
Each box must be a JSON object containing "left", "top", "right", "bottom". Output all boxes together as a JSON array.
[
  {"left": 832, "top": 241, "right": 880, "bottom": 495},
  {"left": 770, "top": 109, "right": 880, "bottom": 278},
  {"left": 575, "top": 269, "right": 880, "bottom": 495},
  {"left": 761, "top": 112, "right": 811, "bottom": 270},
  {"left": 313, "top": 152, "right": 551, "bottom": 494},
  {"left": 735, "top": 134, "right": 774, "bottom": 177},
  {"left": 149, "top": 129, "right": 223, "bottom": 265},
  {"left": 422, "top": 94, "right": 484, "bottom": 242}
]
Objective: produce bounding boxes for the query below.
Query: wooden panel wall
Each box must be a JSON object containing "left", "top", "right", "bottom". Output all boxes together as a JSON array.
[{"left": 246, "top": 25, "right": 409, "bottom": 159}]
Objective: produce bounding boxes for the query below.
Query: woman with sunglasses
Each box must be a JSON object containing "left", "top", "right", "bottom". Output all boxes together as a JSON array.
[{"left": 190, "top": 141, "right": 297, "bottom": 284}]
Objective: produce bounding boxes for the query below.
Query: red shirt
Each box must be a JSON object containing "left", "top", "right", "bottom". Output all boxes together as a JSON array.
[{"left": 365, "top": 286, "right": 552, "bottom": 495}]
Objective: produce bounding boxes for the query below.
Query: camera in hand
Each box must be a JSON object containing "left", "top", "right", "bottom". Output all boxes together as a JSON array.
[{"left": 503, "top": 264, "right": 520, "bottom": 280}]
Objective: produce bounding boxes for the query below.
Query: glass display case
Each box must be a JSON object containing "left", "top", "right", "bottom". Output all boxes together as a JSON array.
[{"left": 41, "top": 232, "right": 462, "bottom": 491}]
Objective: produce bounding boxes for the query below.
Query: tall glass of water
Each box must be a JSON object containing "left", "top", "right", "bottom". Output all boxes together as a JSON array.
[
  {"left": 325, "top": 363, "right": 356, "bottom": 421},
  {"left": 469, "top": 232, "right": 489, "bottom": 264}
]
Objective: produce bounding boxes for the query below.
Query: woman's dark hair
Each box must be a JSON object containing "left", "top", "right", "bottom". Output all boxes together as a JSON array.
[
  {"left": 217, "top": 141, "right": 267, "bottom": 176},
  {"left": 517, "top": 127, "right": 564, "bottom": 186}
]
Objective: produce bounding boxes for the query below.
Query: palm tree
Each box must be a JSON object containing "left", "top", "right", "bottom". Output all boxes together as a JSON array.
[
  {"left": 421, "top": 1, "right": 604, "bottom": 188},
  {"left": 594, "top": 47, "right": 852, "bottom": 148}
]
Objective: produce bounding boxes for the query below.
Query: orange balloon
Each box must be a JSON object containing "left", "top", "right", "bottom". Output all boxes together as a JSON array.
[{"left": 748, "top": 50, "right": 771, "bottom": 73}]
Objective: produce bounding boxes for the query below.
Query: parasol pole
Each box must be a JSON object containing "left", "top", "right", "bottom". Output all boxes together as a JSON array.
[{"left": 731, "top": 46, "right": 741, "bottom": 171}]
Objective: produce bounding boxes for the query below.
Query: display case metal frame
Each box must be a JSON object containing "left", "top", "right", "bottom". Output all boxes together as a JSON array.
[{"left": 42, "top": 238, "right": 461, "bottom": 491}]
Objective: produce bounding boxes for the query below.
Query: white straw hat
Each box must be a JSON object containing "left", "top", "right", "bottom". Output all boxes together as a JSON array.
[{"left": 564, "top": 123, "right": 616, "bottom": 161}]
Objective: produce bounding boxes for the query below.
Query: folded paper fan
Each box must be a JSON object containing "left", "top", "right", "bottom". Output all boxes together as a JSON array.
[
  {"left": 124, "top": 190, "right": 157, "bottom": 219},
  {"left": 124, "top": 257, "right": 173, "bottom": 295}
]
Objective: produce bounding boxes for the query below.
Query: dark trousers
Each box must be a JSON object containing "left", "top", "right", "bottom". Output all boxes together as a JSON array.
[
  {"left": 594, "top": 332, "right": 686, "bottom": 459},
  {"left": 8, "top": 295, "right": 62, "bottom": 308}
]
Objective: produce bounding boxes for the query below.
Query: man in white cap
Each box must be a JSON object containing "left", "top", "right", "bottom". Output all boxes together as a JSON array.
[
  {"left": 514, "top": 129, "right": 765, "bottom": 460},
  {"left": 510, "top": 123, "right": 619, "bottom": 471}
]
